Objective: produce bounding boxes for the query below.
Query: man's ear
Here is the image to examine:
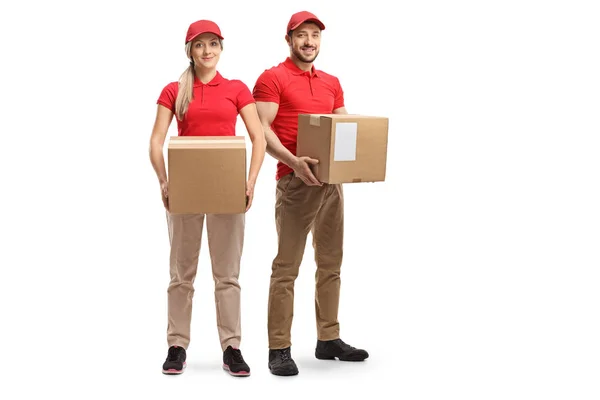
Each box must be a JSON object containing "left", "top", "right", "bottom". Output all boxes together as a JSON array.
[{"left": 285, "top": 34, "right": 291, "bottom": 46}]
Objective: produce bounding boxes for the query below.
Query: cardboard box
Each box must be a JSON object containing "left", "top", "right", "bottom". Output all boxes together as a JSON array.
[
  {"left": 167, "top": 136, "right": 246, "bottom": 214},
  {"left": 296, "top": 114, "right": 389, "bottom": 184}
]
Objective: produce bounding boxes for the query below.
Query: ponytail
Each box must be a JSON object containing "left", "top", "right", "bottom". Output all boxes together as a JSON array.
[{"left": 174, "top": 42, "right": 195, "bottom": 121}]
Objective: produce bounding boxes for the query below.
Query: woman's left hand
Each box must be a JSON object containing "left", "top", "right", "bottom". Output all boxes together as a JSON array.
[{"left": 245, "top": 180, "right": 255, "bottom": 212}]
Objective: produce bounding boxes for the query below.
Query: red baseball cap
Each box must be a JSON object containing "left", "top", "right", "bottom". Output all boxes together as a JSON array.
[
  {"left": 286, "top": 11, "right": 325, "bottom": 33},
  {"left": 185, "top": 20, "right": 224, "bottom": 43}
]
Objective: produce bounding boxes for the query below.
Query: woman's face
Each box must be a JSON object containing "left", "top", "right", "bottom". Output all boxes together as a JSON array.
[{"left": 190, "top": 33, "right": 222, "bottom": 70}]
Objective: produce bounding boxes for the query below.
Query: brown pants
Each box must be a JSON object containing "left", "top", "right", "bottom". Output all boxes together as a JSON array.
[
  {"left": 268, "top": 173, "right": 344, "bottom": 349},
  {"left": 166, "top": 212, "right": 245, "bottom": 351}
]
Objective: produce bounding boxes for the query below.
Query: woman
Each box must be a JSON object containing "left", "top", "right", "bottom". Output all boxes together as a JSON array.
[{"left": 149, "top": 19, "right": 266, "bottom": 377}]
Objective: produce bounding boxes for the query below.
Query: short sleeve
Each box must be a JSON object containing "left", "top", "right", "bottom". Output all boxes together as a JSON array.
[
  {"left": 333, "top": 77, "right": 345, "bottom": 110},
  {"left": 234, "top": 81, "right": 255, "bottom": 111},
  {"left": 252, "top": 70, "right": 281, "bottom": 103},
  {"left": 157, "top": 82, "right": 178, "bottom": 113}
]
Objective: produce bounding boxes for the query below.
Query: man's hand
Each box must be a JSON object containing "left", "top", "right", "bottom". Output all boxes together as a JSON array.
[
  {"left": 291, "top": 156, "right": 322, "bottom": 186},
  {"left": 160, "top": 181, "right": 169, "bottom": 211},
  {"left": 245, "top": 180, "right": 256, "bottom": 211}
]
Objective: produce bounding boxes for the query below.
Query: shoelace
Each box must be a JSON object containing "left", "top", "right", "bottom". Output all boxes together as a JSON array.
[
  {"left": 280, "top": 348, "right": 291, "bottom": 362},
  {"left": 333, "top": 339, "right": 356, "bottom": 351},
  {"left": 167, "top": 347, "right": 182, "bottom": 361},
  {"left": 231, "top": 348, "right": 244, "bottom": 363}
]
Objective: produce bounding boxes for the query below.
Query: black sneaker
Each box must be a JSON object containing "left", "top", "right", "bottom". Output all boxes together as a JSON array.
[
  {"left": 268, "top": 347, "right": 299, "bottom": 376},
  {"left": 315, "top": 338, "right": 369, "bottom": 361},
  {"left": 222, "top": 345, "right": 250, "bottom": 377},
  {"left": 162, "top": 345, "right": 186, "bottom": 374}
]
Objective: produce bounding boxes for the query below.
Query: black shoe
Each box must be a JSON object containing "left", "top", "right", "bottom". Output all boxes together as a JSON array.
[
  {"left": 315, "top": 338, "right": 369, "bottom": 361},
  {"left": 268, "top": 347, "right": 299, "bottom": 376},
  {"left": 162, "top": 345, "right": 186, "bottom": 374},
  {"left": 222, "top": 345, "right": 250, "bottom": 377}
]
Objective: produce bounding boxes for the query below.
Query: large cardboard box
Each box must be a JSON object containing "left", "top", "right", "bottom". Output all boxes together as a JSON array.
[
  {"left": 167, "top": 136, "right": 246, "bottom": 214},
  {"left": 296, "top": 114, "right": 389, "bottom": 184}
]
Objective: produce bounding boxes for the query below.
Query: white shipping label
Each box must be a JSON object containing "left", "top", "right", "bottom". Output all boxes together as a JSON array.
[{"left": 333, "top": 122, "right": 358, "bottom": 161}]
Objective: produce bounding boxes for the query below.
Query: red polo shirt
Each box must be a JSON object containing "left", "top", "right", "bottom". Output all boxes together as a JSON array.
[
  {"left": 252, "top": 57, "right": 345, "bottom": 180},
  {"left": 157, "top": 72, "right": 254, "bottom": 136}
]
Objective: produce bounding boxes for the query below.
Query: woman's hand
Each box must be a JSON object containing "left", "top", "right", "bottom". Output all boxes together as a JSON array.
[
  {"left": 245, "top": 180, "right": 255, "bottom": 212},
  {"left": 160, "top": 181, "right": 169, "bottom": 211}
]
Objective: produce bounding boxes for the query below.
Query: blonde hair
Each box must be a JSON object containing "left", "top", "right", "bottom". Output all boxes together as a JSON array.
[
  {"left": 174, "top": 39, "right": 223, "bottom": 121},
  {"left": 174, "top": 42, "right": 195, "bottom": 121}
]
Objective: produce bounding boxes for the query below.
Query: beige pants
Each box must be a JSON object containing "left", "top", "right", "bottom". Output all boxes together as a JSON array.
[
  {"left": 268, "top": 173, "right": 344, "bottom": 349},
  {"left": 166, "top": 212, "right": 245, "bottom": 351}
]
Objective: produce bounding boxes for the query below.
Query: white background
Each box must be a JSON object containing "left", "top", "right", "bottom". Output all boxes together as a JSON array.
[{"left": 1, "top": 0, "right": 599, "bottom": 398}]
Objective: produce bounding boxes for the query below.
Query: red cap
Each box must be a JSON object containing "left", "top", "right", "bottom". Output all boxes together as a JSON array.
[
  {"left": 286, "top": 11, "right": 325, "bottom": 33},
  {"left": 185, "top": 20, "right": 223, "bottom": 43}
]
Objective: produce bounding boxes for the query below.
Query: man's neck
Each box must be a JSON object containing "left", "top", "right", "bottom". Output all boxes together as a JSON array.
[{"left": 290, "top": 55, "right": 313, "bottom": 72}]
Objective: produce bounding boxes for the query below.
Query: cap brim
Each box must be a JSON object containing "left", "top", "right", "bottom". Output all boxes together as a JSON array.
[
  {"left": 290, "top": 18, "right": 325, "bottom": 31},
  {"left": 187, "top": 31, "right": 224, "bottom": 43}
]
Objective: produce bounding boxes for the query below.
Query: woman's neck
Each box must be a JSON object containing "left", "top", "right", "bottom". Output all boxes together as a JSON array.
[{"left": 195, "top": 67, "right": 217, "bottom": 84}]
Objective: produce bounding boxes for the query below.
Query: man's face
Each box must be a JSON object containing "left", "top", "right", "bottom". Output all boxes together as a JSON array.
[{"left": 287, "top": 22, "right": 321, "bottom": 63}]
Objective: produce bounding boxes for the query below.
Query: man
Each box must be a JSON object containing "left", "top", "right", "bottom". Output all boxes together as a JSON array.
[{"left": 252, "top": 10, "right": 369, "bottom": 376}]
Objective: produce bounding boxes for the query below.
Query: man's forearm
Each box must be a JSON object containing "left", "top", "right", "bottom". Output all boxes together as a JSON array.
[{"left": 264, "top": 127, "right": 297, "bottom": 168}]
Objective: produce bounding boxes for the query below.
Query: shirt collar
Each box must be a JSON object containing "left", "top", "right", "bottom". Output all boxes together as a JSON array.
[
  {"left": 283, "top": 57, "right": 319, "bottom": 77},
  {"left": 193, "top": 71, "right": 225, "bottom": 87}
]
